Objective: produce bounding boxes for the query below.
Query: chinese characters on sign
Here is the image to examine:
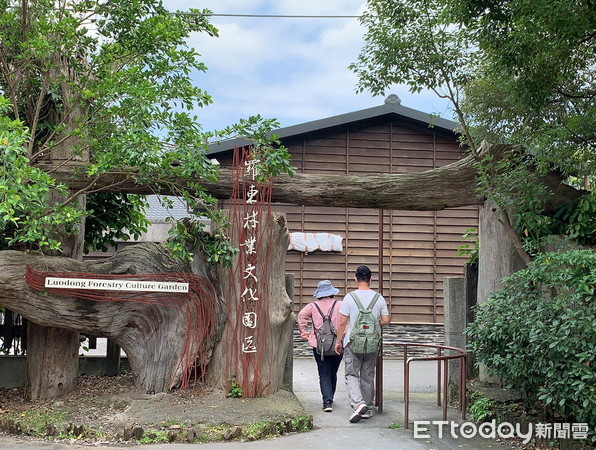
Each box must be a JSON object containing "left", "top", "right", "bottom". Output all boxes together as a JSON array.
[
  {"left": 413, "top": 421, "right": 590, "bottom": 444},
  {"left": 227, "top": 145, "right": 274, "bottom": 397},
  {"left": 240, "top": 156, "right": 261, "bottom": 355},
  {"left": 535, "top": 423, "right": 589, "bottom": 440}
]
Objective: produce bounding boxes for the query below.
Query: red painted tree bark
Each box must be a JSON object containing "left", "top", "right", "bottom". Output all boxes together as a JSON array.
[{"left": 0, "top": 214, "right": 293, "bottom": 394}]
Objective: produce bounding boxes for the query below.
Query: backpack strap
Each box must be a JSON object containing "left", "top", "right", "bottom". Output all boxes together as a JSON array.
[
  {"left": 349, "top": 292, "right": 380, "bottom": 311},
  {"left": 369, "top": 293, "right": 380, "bottom": 310},
  {"left": 313, "top": 300, "right": 337, "bottom": 320},
  {"left": 349, "top": 292, "right": 364, "bottom": 310}
]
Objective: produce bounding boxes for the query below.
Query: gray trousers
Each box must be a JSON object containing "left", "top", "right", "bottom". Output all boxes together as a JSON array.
[{"left": 343, "top": 343, "right": 377, "bottom": 410}]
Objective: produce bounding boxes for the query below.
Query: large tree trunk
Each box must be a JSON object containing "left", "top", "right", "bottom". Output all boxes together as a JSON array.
[
  {"left": 40, "top": 143, "right": 582, "bottom": 215},
  {"left": 207, "top": 214, "right": 295, "bottom": 394},
  {"left": 0, "top": 214, "right": 293, "bottom": 395},
  {"left": 0, "top": 244, "right": 214, "bottom": 394},
  {"left": 25, "top": 191, "right": 85, "bottom": 400},
  {"left": 477, "top": 202, "right": 527, "bottom": 384},
  {"left": 24, "top": 53, "right": 91, "bottom": 399},
  {"left": 26, "top": 323, "right": 79, "bottom": 399}
]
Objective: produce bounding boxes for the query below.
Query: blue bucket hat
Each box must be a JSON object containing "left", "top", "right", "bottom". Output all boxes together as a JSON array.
[{"left": 313, "top": 280, "right": 339, "bottom": 299}]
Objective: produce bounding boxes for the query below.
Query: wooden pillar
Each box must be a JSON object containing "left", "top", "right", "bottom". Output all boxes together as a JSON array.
[
  {"left": 25, "top": 323, "right": 79, "bottom": 400},
  {"left": 284, "top": 273, "right": 295, "bottom": 389},
  {"left": 25, "top": 191, "right": 85, "bottom": 399},
  {"left": 376, "top": 209, "right": 384, "bottom": 412},
  {"left": 105, "top": 339, "right": 122, "bottom": 376}
]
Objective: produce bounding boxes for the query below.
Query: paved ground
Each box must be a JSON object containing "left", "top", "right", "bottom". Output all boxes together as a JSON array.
[{"left": 0, "top": 358, "right": 517, "bottom": 450}]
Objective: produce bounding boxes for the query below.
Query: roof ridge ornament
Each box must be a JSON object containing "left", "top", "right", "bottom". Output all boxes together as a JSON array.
[{"left": 385, "top": 94, "right": 401, "bottom": 104}]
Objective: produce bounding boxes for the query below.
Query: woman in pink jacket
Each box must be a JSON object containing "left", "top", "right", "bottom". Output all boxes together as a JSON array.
[{"left": 298, "top": 280, "right": 343, "bottom": 412}]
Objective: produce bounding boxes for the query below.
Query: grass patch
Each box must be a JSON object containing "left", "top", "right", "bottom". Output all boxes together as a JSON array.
[
  {"left": 139, "top": 431, "right": 170, "bottom": 444},
  {"left": 4, "top": 409, "right": 69, "bottom": 437}
]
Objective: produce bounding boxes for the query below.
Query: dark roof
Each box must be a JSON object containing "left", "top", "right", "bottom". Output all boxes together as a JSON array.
[{"left": 207, "top": 96, "right": 459, "bottom": 155}]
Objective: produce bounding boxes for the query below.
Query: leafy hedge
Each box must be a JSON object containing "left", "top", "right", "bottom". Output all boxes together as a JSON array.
[{"left": 467, "top": 250, "right": 596, "bottom": 426}]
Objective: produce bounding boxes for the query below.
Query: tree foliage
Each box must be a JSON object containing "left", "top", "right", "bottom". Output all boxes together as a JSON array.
[
  {"left": 0, "top": 0, "right": 216, "bottom": 255},
  {"left": 0, "top": 0, "right": 294, "bottom": 261},
  {"left": 466, "top": 250, "right": 596, "bottom": 427},
  {"left": 350, "top": 0, "right": 480, "bottom": 149},
  {"left": 352, "top": 0, "right": 595, "bottom": 252},
  {"left": 453, "top": 0, "right": 595, "bottom": 179},
  {"left": 84, "top": 192, "right": 149, "bottom": 253},
  {"left": 0, "top": 97, "right": 81, "bottom": 250}
]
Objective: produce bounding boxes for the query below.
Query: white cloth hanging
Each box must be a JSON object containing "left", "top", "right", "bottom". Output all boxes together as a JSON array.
[{"left": 288, "top": 233, "right": 343, "bottom": 252}]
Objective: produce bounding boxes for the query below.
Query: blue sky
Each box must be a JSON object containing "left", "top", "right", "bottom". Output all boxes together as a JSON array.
[{"left": 164, "top": 0, "right": 453, "bottom": 133}]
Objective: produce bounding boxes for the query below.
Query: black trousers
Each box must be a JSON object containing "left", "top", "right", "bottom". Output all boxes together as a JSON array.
[{"left": 312, "top": 347, "right": 343, "bottom": 404}]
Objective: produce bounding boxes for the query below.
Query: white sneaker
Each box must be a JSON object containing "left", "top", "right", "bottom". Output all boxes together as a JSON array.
[
  {"left": 362, "top": 409, "right": 373, "bottom": 419},
  {"left": 349, "top": 403, "right": 369, "bottom": 423}
]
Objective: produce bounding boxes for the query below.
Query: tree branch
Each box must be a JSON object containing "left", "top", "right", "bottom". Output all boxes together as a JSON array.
[
  {"left": 34, "top": 143, "right": 583, "bottom": 214},
  {"left": 0, "top": 45, "right": 21, "bottom": 121},
  {"left": 497, "top": 209, "right": 532, "bottom": 265},
  {"left": 26, "top": 74, "right": 50, "bottom": 158}
]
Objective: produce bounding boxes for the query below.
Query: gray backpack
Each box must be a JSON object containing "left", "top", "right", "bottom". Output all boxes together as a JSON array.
[
  {"left": 313, "top": 301, "right": 337, "bottom": 360},
  {"left": 349, "top": 292, "right": 381, "bottom": 355}
]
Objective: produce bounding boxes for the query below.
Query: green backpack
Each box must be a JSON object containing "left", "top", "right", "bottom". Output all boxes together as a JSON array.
[{"left": 349, "top": 292, "right": 381, "bottom": 355}]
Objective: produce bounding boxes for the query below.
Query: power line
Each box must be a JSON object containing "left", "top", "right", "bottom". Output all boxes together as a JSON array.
[
  {"left": 4, "top": 5, "right": 362, "bottom": 20},
  {"left": 4, "top": 6, "right": 362, "bottom": 20}
]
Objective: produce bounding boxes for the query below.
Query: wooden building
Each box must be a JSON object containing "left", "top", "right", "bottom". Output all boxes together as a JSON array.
[{"left": 209, "top": 96, "right": 479, "bottom": 327}]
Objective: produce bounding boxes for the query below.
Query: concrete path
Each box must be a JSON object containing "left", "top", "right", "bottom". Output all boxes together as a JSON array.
[{"left": 0, "top": 358, "right": 516, "bottom": 450}]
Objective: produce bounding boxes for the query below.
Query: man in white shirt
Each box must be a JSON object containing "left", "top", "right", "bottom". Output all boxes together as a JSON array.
[{"left": 334, "top": 265, "right": 390, "bottom": 423}]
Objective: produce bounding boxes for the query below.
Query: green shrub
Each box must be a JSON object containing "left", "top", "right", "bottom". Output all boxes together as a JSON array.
[
  {"left": 227, "top": 375, "right": 243, "bottom": 398},
  {"left": 468, "top": 392, "right": 496, "bottom": 423},
  {"left": 466, "top": 250, "right": 596, "bottom": 426}
]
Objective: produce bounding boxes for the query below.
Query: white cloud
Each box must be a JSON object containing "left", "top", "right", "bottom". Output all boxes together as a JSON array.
[
  {"left": 167, "top": 0, "right": 266, "bottom": 12},
  {"left": 198, "top": 23, "right": 269, "bottom": 70},
  {"left": 163, "top": 0, "right": 453, "bottom": 132},
  {"left": 273, "top": 0, "right": 362, "bottom": 16}
]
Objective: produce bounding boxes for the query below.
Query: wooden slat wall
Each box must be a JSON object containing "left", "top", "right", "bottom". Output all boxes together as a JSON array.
[{"left": 222, "top": 116, "right": 478, "bottom": 324}]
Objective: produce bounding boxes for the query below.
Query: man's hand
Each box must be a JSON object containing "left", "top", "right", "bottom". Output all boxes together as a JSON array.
[
  {"left": 335, "top": 313, "right": 349, "bottom": 354},
  {"left": 334, "top": 340, "right": 343, "bottom": 355}
]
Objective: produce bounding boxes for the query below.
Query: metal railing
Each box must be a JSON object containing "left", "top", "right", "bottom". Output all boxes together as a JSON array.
[{"left": 385, "top": 342, "right": 467, "bottom": 429}]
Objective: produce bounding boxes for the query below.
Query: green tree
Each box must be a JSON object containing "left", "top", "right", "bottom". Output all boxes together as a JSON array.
[
  {"left": 0, "top": 0, "right": 298, "bottom": 398},
  {"left": 353, "top": 0, "right": 596, "bottom": 425},
  {"left": 0, "top": 97, "right": 83, "bottom": 250},
  {"left": 0, "top": 0, "right": 224, "bottom": 258},
  {"left": 453, "top": 0, "right": 595, "bottom": 178},
  {"left": 467, "top": 250, "right": 596, "bottom": 427},
  {"left": 0, "top": 0, "right": 224, "bottom": 399},
  {"left": 350, "top": 0, "right": 481, "bottom": 150},
  {"left": 351, "top": 0, "right": 595, "bottom": 254}
]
